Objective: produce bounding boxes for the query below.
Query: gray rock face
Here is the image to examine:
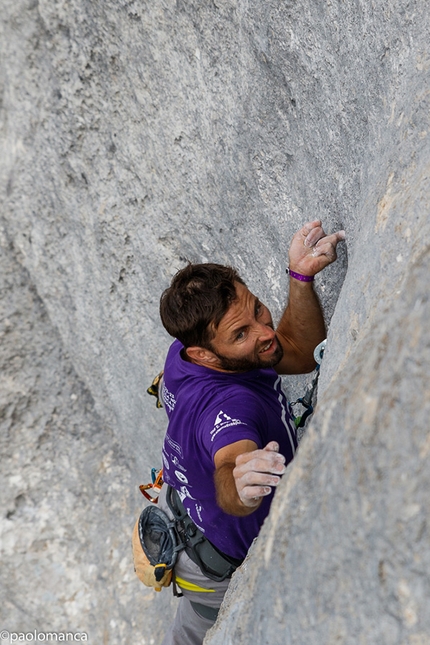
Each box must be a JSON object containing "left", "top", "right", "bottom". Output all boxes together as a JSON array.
[
  {"left": 0, "top": 0, "right": 429, "bottom": 643},
  {"left": 206, "top": 217, "right": 430, "bottom": 644},
  {"left": 0, "top": 237, "right": 176, "bottom": 642}
]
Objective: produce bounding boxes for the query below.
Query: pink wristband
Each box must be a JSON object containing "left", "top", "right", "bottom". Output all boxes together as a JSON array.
[{"left": 286, "top": 268, "right": 315, "bottom": 282}]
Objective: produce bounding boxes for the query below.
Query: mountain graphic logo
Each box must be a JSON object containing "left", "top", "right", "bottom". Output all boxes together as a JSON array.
[{"left": 214, "top": 410, "right": 232, "bottom": 426}]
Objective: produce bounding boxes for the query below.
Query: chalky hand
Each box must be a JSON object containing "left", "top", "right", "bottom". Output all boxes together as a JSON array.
[
  {"left": 288, "top": 220, "right": 346, "bottom": 278},
  {"left": 233, "top": 441, "right": 286, "bottom": 509}
]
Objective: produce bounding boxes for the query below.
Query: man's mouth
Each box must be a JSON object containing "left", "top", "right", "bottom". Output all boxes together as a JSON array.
[{"left": 259, "top": 338, "right": 276, "bottom": 354}]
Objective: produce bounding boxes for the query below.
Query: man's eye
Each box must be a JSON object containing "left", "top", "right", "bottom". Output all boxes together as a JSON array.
[{"left": 236, "top": 331, "right": 245, "bottom": 340}]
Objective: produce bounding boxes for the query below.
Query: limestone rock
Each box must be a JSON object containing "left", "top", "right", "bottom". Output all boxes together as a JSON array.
[
  {"left": 0, "top": 240, "right": 177, "bottom": 641},
  {"left": 0, "top": 0, "right": 429, "bottom": 642}
]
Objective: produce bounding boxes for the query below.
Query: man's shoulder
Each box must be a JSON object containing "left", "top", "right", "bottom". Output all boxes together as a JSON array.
[
  {"left": 197, "top": 377, "right": 270, "bottom": 426},
  {"left": 165, "top": 338, "right": 183, "bottom": 362},
  {"left": 198, "top": 368, "right": 283, "bottom": 427}
]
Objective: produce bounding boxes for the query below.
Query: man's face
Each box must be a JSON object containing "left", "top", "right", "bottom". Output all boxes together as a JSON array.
[{"left": 207, "top": 282, "right": 284, "bottom": 372}]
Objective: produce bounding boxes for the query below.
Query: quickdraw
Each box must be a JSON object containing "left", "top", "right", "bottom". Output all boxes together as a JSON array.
[
  {"left": 290, "top": 339, "right": 326, "bottom": 429},
  {"left": 140, "top": 371, "right": 165, "bottom": 502},
  {"left": 139, "top": 468, "right": 164, "bottom": 504},
  {"left": 147, "top": 371, "right": 164, "bottom": 408}
]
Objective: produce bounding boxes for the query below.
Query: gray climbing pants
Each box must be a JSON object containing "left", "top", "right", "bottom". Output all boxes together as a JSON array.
[{"left": 160, "top": 594, "right": 218, "bottom": 645}]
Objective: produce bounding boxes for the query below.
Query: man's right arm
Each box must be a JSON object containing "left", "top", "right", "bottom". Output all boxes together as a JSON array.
[
  {"left": 274, "top": 220, "right": 345, "bottom": 375},
  {"left": 213, "top": 440, "right": 286, "bottom": 516}
]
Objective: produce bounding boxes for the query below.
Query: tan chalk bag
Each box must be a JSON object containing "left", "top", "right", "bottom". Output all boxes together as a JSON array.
[{"left": 132, "top": 505, "right": 179, "bottom": 591}]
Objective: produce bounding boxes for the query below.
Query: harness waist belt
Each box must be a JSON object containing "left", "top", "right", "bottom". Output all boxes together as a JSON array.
[{"left": 166, "top": 486, "right": 243, "bottom": 582}]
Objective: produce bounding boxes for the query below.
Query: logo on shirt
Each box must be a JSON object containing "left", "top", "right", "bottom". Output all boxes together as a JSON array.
[
  {"left": 171, "top": 454, "right": 187, "bottom": 472},
  {"left": 214, "top": 411, "right": 232, "bottom": 425},
  {"left": 195, "top": 503, "right": 203, "bottom": 523},
  {"left": 165, "top": 434, "right": 183, "bottom": 457},
  {"left": 210, "top": 410, "right": 246, "bottom": 442},
  {"left": 175, "top": 471, "right": 188, "bottom": 484},
  {"left": 162, "top": 383, "right": 177, "bottom": 412},
  {"left": 178, "top": 485, "right": 196, "bottom": 502}
]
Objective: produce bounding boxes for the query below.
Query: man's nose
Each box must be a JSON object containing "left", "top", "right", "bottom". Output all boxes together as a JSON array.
[{"left": 256, "top": 323, "right": 275, "bottom": 341}]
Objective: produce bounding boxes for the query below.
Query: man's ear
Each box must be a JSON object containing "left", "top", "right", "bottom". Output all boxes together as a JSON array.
[{"left": 185, "top": 346, "right": 219, "bottom": 366}]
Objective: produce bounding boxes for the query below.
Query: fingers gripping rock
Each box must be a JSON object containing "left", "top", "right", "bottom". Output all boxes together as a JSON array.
[
  {"left": 234, "top": 443, "right": 286, "bottom": 507},
  {"left": 289, "top": 221, "right": 346, "bottom": 277}
]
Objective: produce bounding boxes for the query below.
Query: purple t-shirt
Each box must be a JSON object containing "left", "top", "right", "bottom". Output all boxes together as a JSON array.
[{"left": 161, "top": 340, "right": 298, "bottom": 560}]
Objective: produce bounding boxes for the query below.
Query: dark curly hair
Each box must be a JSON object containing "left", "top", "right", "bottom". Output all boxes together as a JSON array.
[{"left": 160, "top": 263, "right": 245, "bottom": 348}]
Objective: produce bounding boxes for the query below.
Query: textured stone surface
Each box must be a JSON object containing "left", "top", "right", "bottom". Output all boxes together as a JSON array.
[
  {"left": 0, "top": 0, "right": 352, "bottom": 473},
  {"left": 0, "top": 238, "right": 176, "bottom": 642},
  {"left": 0, "top": 0, "right": 429, "bottom": 642},
  {"left": 206, "top": 205, "right": 430, "bottom": 644}
]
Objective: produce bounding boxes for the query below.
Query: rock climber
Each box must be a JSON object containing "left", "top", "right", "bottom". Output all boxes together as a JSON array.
[{"left": 157, "top": 220, "right": 345, "bottom": 644}]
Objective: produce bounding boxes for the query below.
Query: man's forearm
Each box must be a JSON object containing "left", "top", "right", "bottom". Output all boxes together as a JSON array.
[
  {"left": 214, "top": 463, "right": 261, "bottom": 517},
  {"left": 273, "top": 221, "right": 345, "bottom": 375},
  {"left": 275, "top": 279, "right": 326, "bottom": 374}
]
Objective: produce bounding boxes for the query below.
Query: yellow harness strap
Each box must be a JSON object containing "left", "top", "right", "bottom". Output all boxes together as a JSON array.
[{"left": 175, "top": 576, "right": 215, "bottom": 593}]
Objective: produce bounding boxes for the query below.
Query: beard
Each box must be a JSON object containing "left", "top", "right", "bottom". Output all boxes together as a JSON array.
[{"left": 210, "top": 335, "right": 284, "bottom": 372}]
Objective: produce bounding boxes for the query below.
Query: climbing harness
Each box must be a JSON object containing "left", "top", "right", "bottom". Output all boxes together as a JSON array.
[
  {"left": 139, "top": 468, "right": 164, "bottom": 504},
  {"left": 290, "top": 338, "right": 327, "bottom": 428},
  {"left": 166, "top": 485, "right": 243, "bottom": 582},
  {"left": 138, "top": 467, "right": 241, "bottom": 584}
]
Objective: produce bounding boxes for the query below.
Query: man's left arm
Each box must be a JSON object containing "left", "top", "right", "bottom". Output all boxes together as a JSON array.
[{"left": 275, "top": 220, "right": 345, "bottom": 375}]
